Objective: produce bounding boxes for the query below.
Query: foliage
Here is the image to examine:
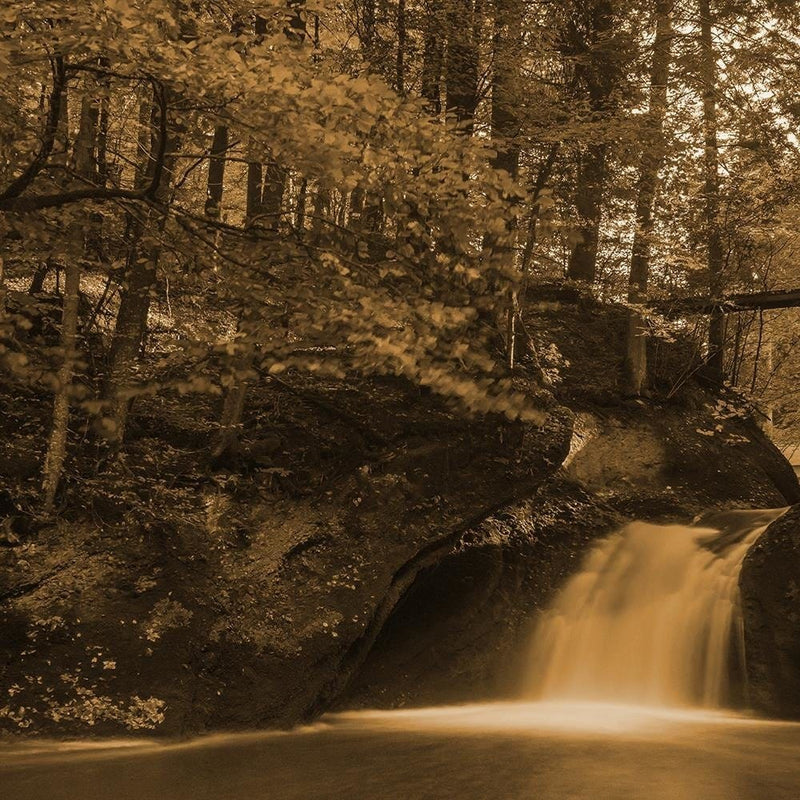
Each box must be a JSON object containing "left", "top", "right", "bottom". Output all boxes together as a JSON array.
[{"left": 3, "top": 0, "right": 800, "bottom": 515}]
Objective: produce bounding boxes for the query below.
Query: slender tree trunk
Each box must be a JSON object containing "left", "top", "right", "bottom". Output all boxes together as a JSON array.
[
  {"left": 134, "top": 97, "right": 154, "bottom": 187},
  {"left": 96, "top": 83, "right": 110, "bottom": 186},
  {"left": 295, "top": 177, "right": 308, "bottom": 230},
  {"left": 205, "top": 124, "right": 228, "bottom": 219},
  {"left": 360, "top": 0, "right": 377, "bottom": 61},
  {"left": 520, "top": 143, "right": 560, "bottom": 274},
  {"left": 213, "top": 138, "right": 267, "bottom": 462},
  {"left": 261, "top": 158, "right": 287, "bottom": 228},
  {"left": 421, "top": 0, "right": 444, "bottom": 114},
  {"left": 565, "top": 0, "right": 616, "bottom": 284},
  {"left": 72, "top": 93, "right": 99, "bottom": 183},
  {"left": 699, "top": 0, "right": 726, "bottom": 383},
  {"left": 104, "top": 87, "right": 178, "bottom": 444},
  {"left": 105, "top": 246, "right": 158, "bottom": 433},
  {"left": 246, "top": 155, "right": 263, "bottom": 224},
  {"left": 490, "top": 0, "right": 521, "bottom": 179},
  {"left": 213, "top": 364, "right": 251, "bottom": 462},
  {"left": 42, "top": 88, "right": 95, "bottom": 512},
  {"left": 349, "top": 185, "right": 365, "bottom": 229},
  {"left": 751, "top": 308, "right": 764, "bottom": 393},
  {"left": 0, "top": 253, "right": 6, "bottom": 321},
  {"left": 488, "top": 0, "right": 523, "bottom": 367},
  {"left": 246, "top": 150, "right": 286, "bottom": 231},
  {"left": 445, "top": 0, "right": 479, "bottom": 130},
  {"left": 437, "top": 0, "right": 480, "bottom": 265},
  {"left": 29, "top": 264, "right": 48, "bottom": 294},
  {"left": 396, "top": 0, "right": 406, "bottom": 93},
  {"left": 311, "top": 183, "right": 330, "bottom": 242},
  {"left": 736, "top": 314, "right": 748, "bottom": 387},
  {"left": 42, "top": 263, "right": 80, "bottom": 512},
  {"left": 624, "top": 0, "right": 673, "bottom": 396}
]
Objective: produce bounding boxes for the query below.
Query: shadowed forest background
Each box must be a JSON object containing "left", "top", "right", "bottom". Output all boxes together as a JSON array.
[{"left": 2, "top": 0, "right": 800, "bottom": 737}]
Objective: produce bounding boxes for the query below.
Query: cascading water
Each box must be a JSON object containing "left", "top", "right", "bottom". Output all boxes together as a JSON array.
[{"left": 527, "top": 508, "right": 786, "bottom": 708}]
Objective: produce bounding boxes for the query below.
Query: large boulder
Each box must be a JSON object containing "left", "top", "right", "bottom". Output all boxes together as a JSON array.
[
  {"left": 564, "top": 404, "right": 799, "bottom": 520},
  {"left": 0, "top": 380, "right": 575, "bottom": 737},
  {"left": 740, "top": 505, "right": 800, "bottom": 718}
]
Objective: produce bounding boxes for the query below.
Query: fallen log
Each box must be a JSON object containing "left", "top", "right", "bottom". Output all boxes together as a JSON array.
[{"left": 653, "top": 288, "right": 800, "bottom": 315}]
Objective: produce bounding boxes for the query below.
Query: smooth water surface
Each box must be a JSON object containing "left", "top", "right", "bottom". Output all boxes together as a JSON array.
[{"left": 2, "top": 702, "right": 800, "bottom": 800}]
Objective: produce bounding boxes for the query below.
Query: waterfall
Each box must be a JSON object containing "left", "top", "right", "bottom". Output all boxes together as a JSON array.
[{"left": 527, "top": 508, "right": 786, "bottom": 708}]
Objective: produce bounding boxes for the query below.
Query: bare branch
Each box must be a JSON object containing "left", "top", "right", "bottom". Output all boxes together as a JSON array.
[
  {"left": 0, "top": 186, "right": 151, "bottom": 212},
  {"left": 0, "top": 55, "right": 67, "bottom": 202}
]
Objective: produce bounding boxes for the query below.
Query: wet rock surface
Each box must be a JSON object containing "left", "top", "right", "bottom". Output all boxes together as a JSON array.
[
  {"left": 335, "top": 479, "right": 621, "bottom": 710},
  {"left": 740, "top": 505, "right": 800, "bottom": 719}
]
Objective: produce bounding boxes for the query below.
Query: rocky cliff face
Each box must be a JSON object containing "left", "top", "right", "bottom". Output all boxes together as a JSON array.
[
  {"left": 740, "top": 505, "right": 800, "bottom": 719},
  {"left": 336, "top": 402, "right": 800, "bottom": 714}
]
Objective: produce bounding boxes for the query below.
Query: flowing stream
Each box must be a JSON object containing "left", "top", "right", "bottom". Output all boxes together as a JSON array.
[{"left": 3, "top": 508, "right": 799, "bottom": 799}]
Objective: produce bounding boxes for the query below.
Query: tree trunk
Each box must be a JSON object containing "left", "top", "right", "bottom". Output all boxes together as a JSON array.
[
  {"left": 246, "top": 156, "right": 263, "bottom": 224},
  {"left": 567, "top": 147, "right": 607, "bottom": 282},
  {"left": 421, "top": 0, "right": 444, "bottom": 114},
  {"left": 96, "top": 80, "right": 110, "bottom": 186},
  {"left": 624, "top": 0, "right": 673, "bottom": 396},
  {"left": 205, "top": 124, "right": 228, "bottom": 219},
  {"left": 28, "top": 264, "right": 48, "bottom": 295},
  {"left": 246, "top": 150, "right": 286, "bottom": 231},
  {"left": 488, "top": 0, "right": 523, "bottom": 367},
  {"left": 564, "top": 0, "right": 616, "bottom": 284},
  {"left": 105, "top": 248, "right": 158, "bottom": 441},
  {"left": 212, "top": 369, "right": 250, "bottom": 463},
  {"left": 42, "top": 89, "right": 93, "bottom": 512},
  {"left": 72, "top": 92, "right": 99, "bottom": 183},
  {"left": 0, "top": 253, "right": 5, "bottom": 321},
  {"left": 295, "top": 177, "right": 308, "bottom": 231},
  {"left": 359, "top": 0, "right": 377, "bottom": 61},
  {"left": 520, "top": 143, "right": 560, "bottom": 274},
  {"left": 213, "top": 134, "right": 269, "bottom": 462},
  {"left": 42, "top": 263, "right": 80, "bottom": 512},
  {"left": 445, "top": 0, "right": 479, "bottom": 130},
  {"left": 104, "top": 87, "right": 178, "bottom": 444},
  {"left": 311, "top": 183, "right": 330, "bottom": 241},
  {"left": 396, "top": 0, "right": 406, "bottom": 94},
  {"left": 262, "top": 158, "right": 287, "bottom": 228},
  {"left": 699, "top": 0, "right": 726, "bottom": 383},
  {"left": 134, "top": 97, "right": 155, "bottom": 188}
]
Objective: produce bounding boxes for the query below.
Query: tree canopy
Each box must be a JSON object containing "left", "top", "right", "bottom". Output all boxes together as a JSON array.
[{"left": 2, "top": 0, "right": 800, "bottom": 513}]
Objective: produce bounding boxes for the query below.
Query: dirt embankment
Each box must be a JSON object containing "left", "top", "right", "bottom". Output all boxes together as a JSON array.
[{"left": 0, "top": 375, "right": 577, "bottom": 737}]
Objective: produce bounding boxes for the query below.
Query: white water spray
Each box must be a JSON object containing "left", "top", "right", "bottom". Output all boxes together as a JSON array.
[{"left": 527, "top": 509, "right": 786, "bottom": 708}]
